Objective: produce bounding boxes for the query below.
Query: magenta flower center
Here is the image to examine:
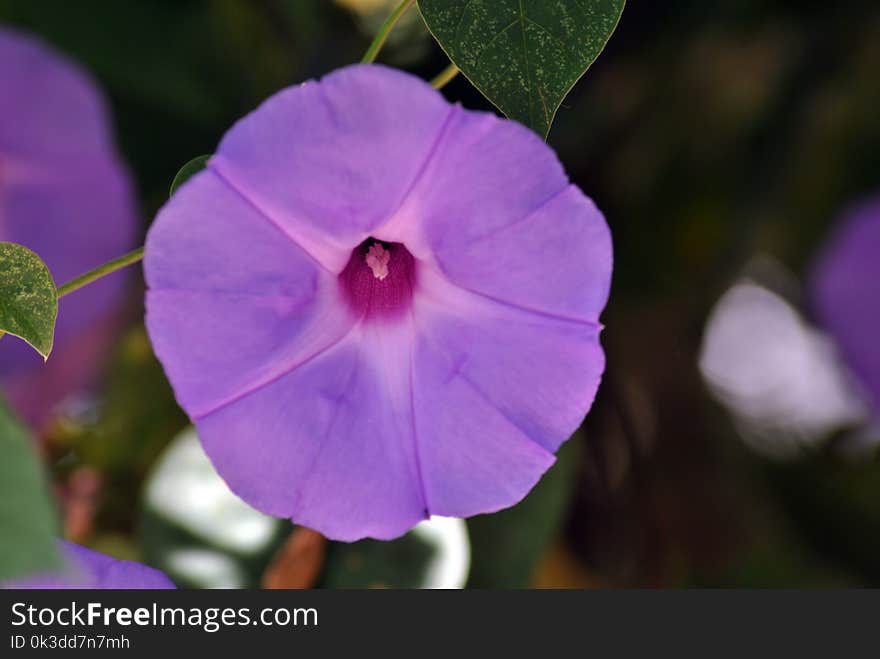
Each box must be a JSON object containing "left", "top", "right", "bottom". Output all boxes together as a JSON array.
[{"left": 339, "top": 239, "right": 416, "bottom": 319}]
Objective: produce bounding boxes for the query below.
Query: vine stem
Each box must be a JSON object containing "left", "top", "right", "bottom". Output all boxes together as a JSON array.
[
  {"left": 430, "top": 63, "right": 460, "bottom": 89},
  {"left": 57, "top": 247, "right": 144, "bottom": 299},
  {"left": 360, "top": 0, "right": 416, "bottom": 64}
]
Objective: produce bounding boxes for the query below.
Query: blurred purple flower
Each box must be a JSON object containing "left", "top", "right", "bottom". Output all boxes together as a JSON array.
[
  {"left": 5, "top": 541, "right": 174, "bottom": 589},
  {"left": 811, "top": 196, "right": 880, "bottom": 413},
  {"left": 145, "top": 65, "right": 612, "bottom": 541},
  {"left": 0, "top": 26, "right": 137, "bottom": 425}
]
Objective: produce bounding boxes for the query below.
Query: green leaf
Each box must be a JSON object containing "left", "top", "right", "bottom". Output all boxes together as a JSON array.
[
  {"left": 0, "top": 242, "right": 58, "bottom": 360},
  {"left": 418, "top": 0, "right": 625, "bottom": 137},
  {"left": 169, "top": 155, "right": 211, "bottom": 198},
  {"left": 0, "top": 398, "right": 61, "bottom": 582}
]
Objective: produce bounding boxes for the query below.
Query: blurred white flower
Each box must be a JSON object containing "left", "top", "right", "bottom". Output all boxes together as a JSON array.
[
  {"left": 146, "top": 427, "right": 281, "bottom": 554},
  {"left": 699, "top": 276, "right": 869, "bottom": 456},
  {"left": 164, "top": 548, "right": 247, "bottom": 589},
  {"left": 410, "top": 516, "right": 471, "bottom": 589}
]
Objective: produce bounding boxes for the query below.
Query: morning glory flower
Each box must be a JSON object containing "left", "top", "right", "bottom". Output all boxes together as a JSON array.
[
  {"left": 0, "top": 26, "right": 136, "bottom": 424},
  {"left": 5, "top": 541, "right": 174, "bottom": 589},
  {"left": 145, "top": 65, "right": 612, "bottom": 541},
  {"left": 810, "top": 196, "right": 880, "bottom": 413}
]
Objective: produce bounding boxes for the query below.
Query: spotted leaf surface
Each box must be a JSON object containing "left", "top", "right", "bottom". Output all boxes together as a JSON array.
[
  {"left": 0, "top": 242, "right": 58, "bottom": 360},
  {"left": 418, "top": 0, "right": 625, "bottom": 137}
]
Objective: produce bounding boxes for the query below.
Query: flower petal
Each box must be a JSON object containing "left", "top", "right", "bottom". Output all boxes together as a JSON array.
[
  {"left": 63, "top": 542, "right": 175, "bottom": 589},
  {"left": 145, "top": 170, "right": 354, "bottom": 418},
  {"left": 418, "top": 270, "right": 605, "bottom": 453},
  {"left": 810, "top": 197, "right": 880, "bottom": 410},
  {"left": 6, "top": 541, "right": 174, "bottom": 589},
  {"left": 379, "top": 109, "right": 612, "bottom": 323},
  {"left": 0, "top": 26, "right": 111, "bottom": 159},
  {"left": 197, "top": 323, "right": 427, "bottom": 541},
  {"left": 210, "top": 65, "right": 454, "bottom": 271},
  {"left": 0, "top": 28, "right": 136, "bottom": 425},
  {"left": 408, "top": 272, "right": 601, "bottom": 516}
]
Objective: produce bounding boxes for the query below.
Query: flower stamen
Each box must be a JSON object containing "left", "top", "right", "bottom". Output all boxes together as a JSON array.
[{"left": 365, "top": 242, "right": 391, "bottom": 280}]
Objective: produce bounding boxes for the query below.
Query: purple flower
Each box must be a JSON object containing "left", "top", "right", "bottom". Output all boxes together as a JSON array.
[
  {"left": 811, "top": 195, "right": 880, "bottom": 413},
  {"left": 145, "top": 65, "right": 612, "bottom": 541},
  {"left": 5, "top": 541, "right": 174, "bottom": 589},
  {"left": 0, "top": 26, "right": 136, "bottom": 425}
]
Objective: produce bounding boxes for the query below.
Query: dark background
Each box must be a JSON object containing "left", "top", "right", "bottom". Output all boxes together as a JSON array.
[{"left": 2, "top": 0, "right": 879, "bottom": 587}]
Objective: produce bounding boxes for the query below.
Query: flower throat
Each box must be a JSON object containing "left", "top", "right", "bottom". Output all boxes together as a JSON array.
[{"left": 339, "top": 239, "right": 416, "bottom": 319}]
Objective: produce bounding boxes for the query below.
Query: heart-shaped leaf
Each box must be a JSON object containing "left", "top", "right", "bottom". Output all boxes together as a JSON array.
[
  {"left": 0, "top": 398, "right": 61, "bottom": 582},
  {"left": 0, "top": 242, "right": 58, "bottom": 360},
  {"left": 419, "top": 0, "right": 625, "bottom": 137}
]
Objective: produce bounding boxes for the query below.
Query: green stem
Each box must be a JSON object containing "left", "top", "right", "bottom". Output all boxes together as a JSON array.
[
  {"left": 360, "top": 0, "right": 415, "bottom": 64},
  {"left": 430, "top": 63, "right": 460, "bottom": 89},
  {"left": 57, "top": 247, "right": 144, "bottom": 299}
]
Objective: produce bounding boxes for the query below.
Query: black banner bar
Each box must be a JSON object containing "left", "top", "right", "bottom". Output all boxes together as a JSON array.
[{"left": 2, "top": 590, "right": 877, "bottom": 653}]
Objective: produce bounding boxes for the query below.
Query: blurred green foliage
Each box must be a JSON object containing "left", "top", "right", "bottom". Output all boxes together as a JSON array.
[{"left": 0, "top": 399, "right": 60, "bottom": 581}]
